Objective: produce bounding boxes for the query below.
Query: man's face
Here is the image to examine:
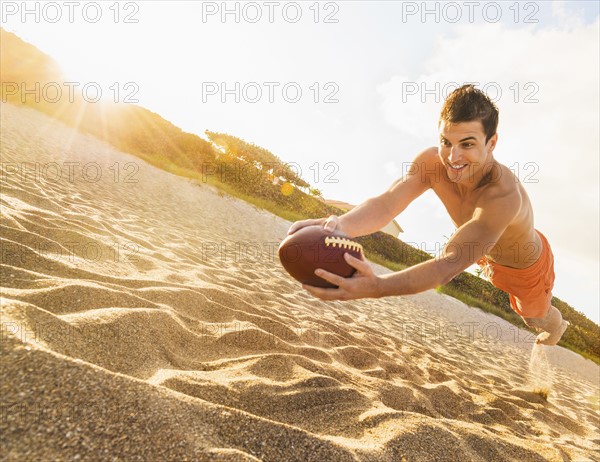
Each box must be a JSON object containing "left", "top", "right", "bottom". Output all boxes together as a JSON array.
[{"left": 438, "top": 120, "right": 496, "bottom": 184}]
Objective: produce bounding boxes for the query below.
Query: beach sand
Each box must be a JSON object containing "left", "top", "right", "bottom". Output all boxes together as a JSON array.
[{"left": 1, "top": 102, "right": 598, "bottom": 461}]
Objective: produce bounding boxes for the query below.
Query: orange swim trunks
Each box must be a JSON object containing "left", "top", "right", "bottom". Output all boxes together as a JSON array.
[{"left": 477, "top": 230, "right": 555, "bottom": 319}]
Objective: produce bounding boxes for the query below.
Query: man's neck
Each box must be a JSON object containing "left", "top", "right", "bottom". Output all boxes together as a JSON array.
[{"left": 454, "top": 158, "right": 499, "bottom": 196}]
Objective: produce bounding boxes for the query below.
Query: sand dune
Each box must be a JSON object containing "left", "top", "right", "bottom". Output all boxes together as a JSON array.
[{"left": 1, "top": 102, "right": 598, "bottom": 461}]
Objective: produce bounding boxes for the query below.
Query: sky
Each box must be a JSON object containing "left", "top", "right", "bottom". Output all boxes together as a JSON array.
[{"left": 3, "top": 1, "right": 599, "bottom": 322}]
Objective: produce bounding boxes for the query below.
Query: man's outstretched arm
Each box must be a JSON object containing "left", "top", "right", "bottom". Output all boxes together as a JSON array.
[{"left": 304, "top": 186, "right": 521, "bottom": 301}]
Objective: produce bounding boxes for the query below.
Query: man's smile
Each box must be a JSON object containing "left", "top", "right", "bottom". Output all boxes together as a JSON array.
[{"left": 448, "top": 162, "right": 468, "bottom": 171}]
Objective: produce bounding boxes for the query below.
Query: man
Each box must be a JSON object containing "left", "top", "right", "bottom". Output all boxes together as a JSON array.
[{"left": 287, "top": 84, "right": 569, "bottom": 346}]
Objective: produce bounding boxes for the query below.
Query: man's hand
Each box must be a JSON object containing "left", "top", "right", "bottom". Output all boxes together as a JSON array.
[
  {"left": 301, "top": 253, "right": 381, "bottom": 301},
  {"left": 287, "top": 215, "right": 340, "bottom": 235}
]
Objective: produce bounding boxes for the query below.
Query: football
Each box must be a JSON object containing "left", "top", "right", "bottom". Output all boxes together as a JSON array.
[{"left": 278, "top": 225, "right": 364, "bottom": 288}]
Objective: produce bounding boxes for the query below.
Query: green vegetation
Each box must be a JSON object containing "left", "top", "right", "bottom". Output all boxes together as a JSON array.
[{"left": 2, "top": 28, "right": 598, "bottom": 364}]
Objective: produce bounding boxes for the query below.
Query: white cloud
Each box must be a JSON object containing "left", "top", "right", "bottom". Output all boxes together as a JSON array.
[
  {"left": 383, "top": 160, "right": 400, "bottom": 178},
  {"left": 551, "top": 0, "right": 587, "bottom": 28}
]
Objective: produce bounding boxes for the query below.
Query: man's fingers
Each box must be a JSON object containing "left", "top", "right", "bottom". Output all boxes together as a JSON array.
[
  {"left": 302, "top": 283, "right": 344, "bottom": 301},
  {"left": 287, "top": 220, "right": 308, "bottom": 235},
  {"left": 344, "top": 253, "right": 370, "bottom": 272},
  {"left": 288, "top": 218, "right": 322, "bottom": 235},
  {"left": 323, "top": 215, "right": 339, "bottom": 233},
  {"left": 288, "top": 215, "right": 340, "bottom": 235},
  {"left": 314, "top": 268, "right": 347, "bottom": 288}
]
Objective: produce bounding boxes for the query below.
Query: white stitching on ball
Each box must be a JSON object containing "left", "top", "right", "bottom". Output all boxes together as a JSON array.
[{"left": 324, "top": 236, "right": 363, "bottom": 253}]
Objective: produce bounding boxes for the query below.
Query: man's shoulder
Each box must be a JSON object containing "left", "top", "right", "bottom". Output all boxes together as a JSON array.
[
  {"left": 412, "top": 147, "right": 443, "bottom": 173},
  {"left": 419, "top": 146, "right": 439, "bottom": 161}
]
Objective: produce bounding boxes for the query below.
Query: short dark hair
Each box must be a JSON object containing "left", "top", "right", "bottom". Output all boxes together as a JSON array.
[{"left": 439, "top": 84, "right": 499, "bottom": 143}]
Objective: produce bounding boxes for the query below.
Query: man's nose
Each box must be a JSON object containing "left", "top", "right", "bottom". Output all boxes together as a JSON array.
[{"left": 449, "top": 147, "right": 462, "bottom": 162}]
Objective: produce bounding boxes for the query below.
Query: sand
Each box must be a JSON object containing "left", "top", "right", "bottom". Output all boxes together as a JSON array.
[{"left": 1, "top": 102, "right": 598, "bottom": 461}]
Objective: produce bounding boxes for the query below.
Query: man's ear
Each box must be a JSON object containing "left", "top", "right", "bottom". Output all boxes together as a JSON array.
[{"left": 487, "top": 133, "right": 498, "bottom": 152}]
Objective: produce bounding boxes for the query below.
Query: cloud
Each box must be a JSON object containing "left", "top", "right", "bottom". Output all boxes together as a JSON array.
[
  {"left": 551, "top": 0, "right": 587, "bottom": 28},
  {"left": 383, "top": 160, "right": 400, "bottom": 178}
]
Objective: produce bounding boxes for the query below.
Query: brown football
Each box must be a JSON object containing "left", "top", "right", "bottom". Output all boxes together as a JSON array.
[{"left": 278, "top": 225, "right": 364, "bottom": 288}]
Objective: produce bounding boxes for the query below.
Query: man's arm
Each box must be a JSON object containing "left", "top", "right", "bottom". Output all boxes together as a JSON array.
[
  {"left": 302, "top": 181, "right": 521, "bottom": 301},
  {"left": 376, "top": 187, "right": 522, "bottom": 297},
  {"left": 337, "top": 147, "right": 436, "bottom": 238}
]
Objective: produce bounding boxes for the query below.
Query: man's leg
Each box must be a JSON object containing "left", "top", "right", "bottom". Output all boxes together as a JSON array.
[{"left": 523, "top": 305, "right": 569, "bottom": 346}]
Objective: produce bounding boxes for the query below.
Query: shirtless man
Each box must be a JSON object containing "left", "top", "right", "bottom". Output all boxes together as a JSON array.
[{"left": 287, "top": 84, "right": 569, "bottom": 346}]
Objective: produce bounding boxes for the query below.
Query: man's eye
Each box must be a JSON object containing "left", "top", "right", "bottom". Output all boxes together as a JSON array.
[{"left": 463, "top": 143, "right": 473, "bottom": 148}]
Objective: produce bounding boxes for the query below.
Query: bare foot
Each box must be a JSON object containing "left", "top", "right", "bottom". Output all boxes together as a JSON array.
[{"left": 536, "top": 320, "right": 570, "bottom": 346}]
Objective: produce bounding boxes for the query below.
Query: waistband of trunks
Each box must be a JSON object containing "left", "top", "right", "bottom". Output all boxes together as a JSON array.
[{"left": 477, "top": 229, "right": 550, "bottom": 277}]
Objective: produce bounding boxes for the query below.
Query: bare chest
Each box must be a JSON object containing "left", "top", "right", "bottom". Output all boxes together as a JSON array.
[
  {"left": 431, "top": 181, "right": 479, "bottom": 228},
  {"left": 430, "top": 177, "right": 541, "bottom": 268}
]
